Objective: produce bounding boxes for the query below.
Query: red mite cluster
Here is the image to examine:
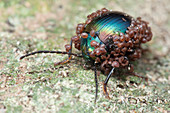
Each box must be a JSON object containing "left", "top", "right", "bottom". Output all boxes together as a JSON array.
[
  {"left": 65, "top": 8, "right": 110, "bottom": 52},
  {"left": 65, "top": 8, "right": 152, "bottom": 74}
]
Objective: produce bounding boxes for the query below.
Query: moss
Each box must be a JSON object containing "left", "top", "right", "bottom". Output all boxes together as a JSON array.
[{"left": 0, "top": 0, "right": 170, "bottom": 112}]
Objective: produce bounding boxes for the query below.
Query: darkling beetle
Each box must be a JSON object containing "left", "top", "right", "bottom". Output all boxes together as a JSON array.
[{"left": 20, "top": 8, "right": 152, "bottom": 102}]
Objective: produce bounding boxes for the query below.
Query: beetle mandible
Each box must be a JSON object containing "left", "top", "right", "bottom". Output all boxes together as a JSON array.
[{"left": 20, "top": 8, "right": 152, "bottom": 102}]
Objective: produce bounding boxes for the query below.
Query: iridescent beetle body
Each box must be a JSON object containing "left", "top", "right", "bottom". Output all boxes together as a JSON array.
[
  {"left": 20, "top": 8, "right": 152, "bottom": 102},
  {"left": 80, "top": 11, "right": 132, "bottom": 60},
  {"left": 81, "top": 33, "right": 102, "bottom": 59}
]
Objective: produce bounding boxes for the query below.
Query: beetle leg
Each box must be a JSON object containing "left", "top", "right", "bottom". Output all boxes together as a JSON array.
[
  {"left": 103, "top": 67, "right": 115, "bottom": 99},
  {"left": 54, "top": 40, "right": 73, "bottom": 66},
  {"left": 128, "top": 64, "right": 148, "bottom": 83},
  {"left": 94, "top": 63, "right": 98, "bottom": 103},
  {"left": 129, "top": 71, "right": 148, "bottom": 82}
]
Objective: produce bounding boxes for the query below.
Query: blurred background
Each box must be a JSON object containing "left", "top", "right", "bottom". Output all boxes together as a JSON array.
[{"left": 0, "top": 0, "right": 169, "bottom": 112}]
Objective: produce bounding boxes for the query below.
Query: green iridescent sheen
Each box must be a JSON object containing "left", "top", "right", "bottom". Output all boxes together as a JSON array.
[
  {"left": 81, "top": 11, "right": 132, "bottom": 59},
  {"left": 81, "top": 33, "right": 103, "bottom": 59}
]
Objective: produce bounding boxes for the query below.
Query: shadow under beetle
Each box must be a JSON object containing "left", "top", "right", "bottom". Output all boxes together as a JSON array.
[{"left": 20, "top": 8, "right": 152, "bottom": 102}]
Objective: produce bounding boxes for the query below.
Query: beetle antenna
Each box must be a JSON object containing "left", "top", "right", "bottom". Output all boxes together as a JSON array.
[{"left": 20, "top": 50, "right": 82, "bottom": 60}]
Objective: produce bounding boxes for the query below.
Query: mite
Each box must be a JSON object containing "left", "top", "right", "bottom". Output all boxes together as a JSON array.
[{"left": 20, "top": 8, "right": 152, "bottom": 102}]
